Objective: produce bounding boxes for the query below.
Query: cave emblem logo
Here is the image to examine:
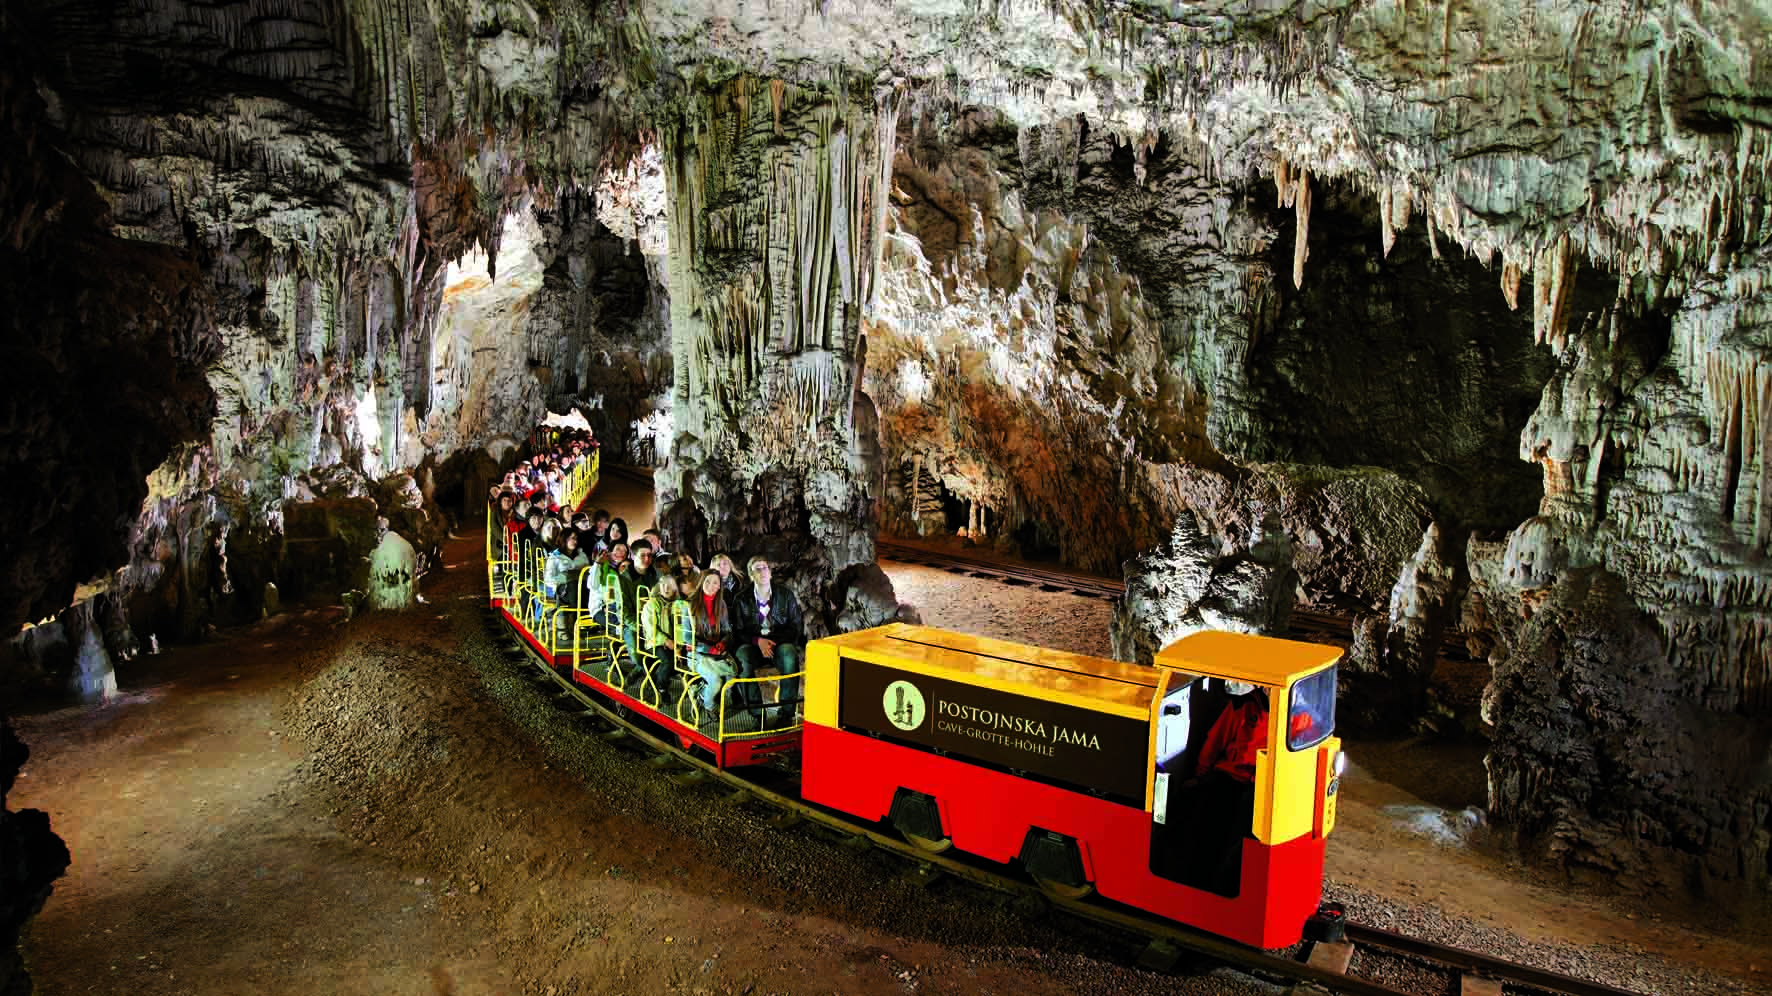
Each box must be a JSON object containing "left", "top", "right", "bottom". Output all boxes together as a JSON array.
[{"left": 883, "top": 680, "right": 925, "bottom": 732}]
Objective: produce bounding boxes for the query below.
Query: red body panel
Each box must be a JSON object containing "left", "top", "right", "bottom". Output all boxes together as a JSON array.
[
  {"left": 500, "top": 606, "right": 799, "bottom": 768},
  {"left": 800, "top": 722, "right": 1324, "bottom": 949}
]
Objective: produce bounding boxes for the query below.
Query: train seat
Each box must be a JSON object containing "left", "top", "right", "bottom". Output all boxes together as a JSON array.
[{"left": 1159, "top": 677, "right": 1231, "bottom": 780}]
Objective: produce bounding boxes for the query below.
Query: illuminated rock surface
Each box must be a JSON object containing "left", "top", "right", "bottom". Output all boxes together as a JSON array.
[{"left": 0, "top": 0, "right": 1768, "bottom": 955}]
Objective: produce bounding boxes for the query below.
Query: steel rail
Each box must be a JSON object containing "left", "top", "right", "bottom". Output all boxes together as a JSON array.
[
  {"left": 480, "top": 608, "right": 1639, "bottom": 996},
  {"left": 876, "top": 540, "right": 1124, "bottom": 598},
  {"left": 1344, "top": 924, "right": 1645, "bottom": 996}
]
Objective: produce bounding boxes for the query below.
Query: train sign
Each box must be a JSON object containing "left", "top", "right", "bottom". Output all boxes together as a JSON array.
[{"left": 839, "top": 657, "right": 1150, "bottom": 803}]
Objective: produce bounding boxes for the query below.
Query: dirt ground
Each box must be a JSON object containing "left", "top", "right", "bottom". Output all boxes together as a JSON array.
[{"left": 9, "top": 478, "right": 1772, "bottom": 996}]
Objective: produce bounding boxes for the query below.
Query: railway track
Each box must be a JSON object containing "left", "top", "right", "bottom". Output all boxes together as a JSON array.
[
  {"left": 877, "top": 539, "right": 1126, "bottom": 599},
  {"left": 481, "top": 606, "right": 1638, "bottom": 996},
  {"left": 876, "top": 540, "right": 1475, "bottom": 663}
]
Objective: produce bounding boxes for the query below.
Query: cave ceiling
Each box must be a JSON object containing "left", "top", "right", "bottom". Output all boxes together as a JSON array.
[{"left": 12, "top": 0, "right": 1764, "bottom": 290}]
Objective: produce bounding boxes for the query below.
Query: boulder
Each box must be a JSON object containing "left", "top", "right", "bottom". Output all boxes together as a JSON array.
[
  {"left": 366, "top": 529, "right": 418, "bottom": 612},
  {"left": 1111, "top": 511, "right": 1296, "bottom": 665},
  {"left": 835, "top": 563, "right": 900, "bottom": 633},
  {"left": 1, "top": 718, "right": 71, "bottom": 996}
]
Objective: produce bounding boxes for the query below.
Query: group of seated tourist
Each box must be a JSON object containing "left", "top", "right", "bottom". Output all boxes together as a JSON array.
[
  {"left": 490, "top": 428, "right": 596, "bottom": 514},
  {"left": 489, "top": 431, "right": 804, "bottom": 729}
]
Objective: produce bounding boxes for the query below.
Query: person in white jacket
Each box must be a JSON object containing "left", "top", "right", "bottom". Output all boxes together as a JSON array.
[{"left": 544, "top": 529, "right": 591, "bottom": 603}]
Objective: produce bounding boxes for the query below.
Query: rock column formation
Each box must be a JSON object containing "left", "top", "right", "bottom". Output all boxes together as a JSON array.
[{"left": 656, "top": 77, "right": 894, "bottom": 624}]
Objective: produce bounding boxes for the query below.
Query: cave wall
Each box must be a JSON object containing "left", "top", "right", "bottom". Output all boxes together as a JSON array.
[
  {"left": 848, "top": 14, "right": 1772, "bottom": 895},
  {"left": 0, "top": 36, "right": 219, "bottom": 645},
  {"left": 1465, "top": 253, "right": 1772, "bottom": 899},
  {"left": 0, "top": 0, "right": 663, "bottom": 698},
  {"left": 865, "top": 109, "right": 1526, "bottom": 662}
]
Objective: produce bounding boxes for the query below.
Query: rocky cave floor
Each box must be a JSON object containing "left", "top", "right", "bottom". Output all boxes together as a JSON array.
[{"left": 8, "top": 480, "right": 1772, "bottom": 996}]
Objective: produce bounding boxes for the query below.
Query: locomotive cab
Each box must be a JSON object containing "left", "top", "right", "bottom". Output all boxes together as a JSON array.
[{"left": 1148, "top": 633, "right": 1342, "bottom": 899}]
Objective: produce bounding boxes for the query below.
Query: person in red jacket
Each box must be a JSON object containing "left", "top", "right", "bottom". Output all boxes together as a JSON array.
[
  {"left": 1194, "top": 682, "right": 1269, "bottom": 783},
  {"left": 1168, "top": 682, "right": 1269, "bottom": 896}
]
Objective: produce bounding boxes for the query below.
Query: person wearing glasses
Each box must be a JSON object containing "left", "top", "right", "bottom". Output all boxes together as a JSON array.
[{"left": 733, "top": 556, "right": 805, "bottom": 724}]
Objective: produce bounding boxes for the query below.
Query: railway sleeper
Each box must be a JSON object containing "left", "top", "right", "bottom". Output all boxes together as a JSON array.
[
  {"left": 765, "top": 810, "right": 806, "bottom": 830},
  {"left": 1305, "top": 940, "right": 1353, "bottom": 974},
  {"left": 1134, "top": 938, "right": 1182, "bottom": 973},
  {"left": 895, "top": 863, "right": 948, "bottom": 891},
  {"left": 1458, "top": 977, "right": 1502, "bottom": 996}
]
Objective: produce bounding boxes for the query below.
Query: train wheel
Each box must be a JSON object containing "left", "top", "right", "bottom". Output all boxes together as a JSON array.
[
  {"left": 903, "top": 831, "right": 953, "bottom": 854},
  {"left": 1032, "top": 876, "right": 1093, "bottom": 901}
]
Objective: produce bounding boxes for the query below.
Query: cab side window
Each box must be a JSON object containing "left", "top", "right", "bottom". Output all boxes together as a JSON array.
[{"left": 1287, "top": 666, "right": 1336, "bottom": 750}]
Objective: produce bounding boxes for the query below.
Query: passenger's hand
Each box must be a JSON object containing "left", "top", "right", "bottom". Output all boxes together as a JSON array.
[{"left": 759, "top": 638, "right": 776, "bottom": 658}]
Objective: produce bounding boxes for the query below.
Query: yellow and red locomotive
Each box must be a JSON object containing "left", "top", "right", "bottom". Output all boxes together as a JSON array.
[{"left": 799, "top": 624, "right": 1342, "bottom": 949}]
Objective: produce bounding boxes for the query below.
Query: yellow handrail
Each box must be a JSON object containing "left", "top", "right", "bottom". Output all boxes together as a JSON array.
[{"left": 716, "top": 671, "right": 803, "bottom": 739}]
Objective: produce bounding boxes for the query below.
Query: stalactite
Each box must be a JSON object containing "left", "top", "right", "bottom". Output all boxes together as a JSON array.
[
  {"left": 1703, "top": 350, "right": 1772, "bottom": 549},
  {"left": 1270, "top": 155, "right": 1309, "bottom": 287},
  {"left": 1532, "top": 232, "right": 1574, "bottom": 348},
  {"left": 1500, "top": 257, "right": 1522, "bottom": 310},
  {"left": 1379, "top": 180, "right": 1396, "bottom": 258},
  {"left": 1292, "top": 168, "right": 1311, "bottom": 290},
  {"left": 867, "top": 90, "right": 899, "bottom": 309},
  {"left": 910, "top": 453, "right": 923, "bottom": 523}
]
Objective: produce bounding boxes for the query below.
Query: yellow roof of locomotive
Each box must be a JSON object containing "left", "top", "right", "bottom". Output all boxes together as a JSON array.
[
  {"left": 818, "top": 623, "right": 1161, "bottom": 717},
  {"left": 1153, "top": 630, "right": 1342, "bottom": 686}
]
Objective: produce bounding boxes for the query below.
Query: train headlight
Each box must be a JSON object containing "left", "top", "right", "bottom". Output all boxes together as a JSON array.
[{"left": 1333, "top": 751, "right": 1348, "bottom": 777}]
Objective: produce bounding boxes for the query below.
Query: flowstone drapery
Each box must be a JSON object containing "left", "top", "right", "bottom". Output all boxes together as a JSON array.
[{"left": 656, "top": 77, "right": 895, "bottom": 627}]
